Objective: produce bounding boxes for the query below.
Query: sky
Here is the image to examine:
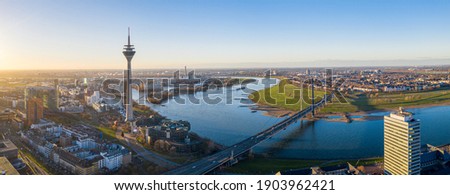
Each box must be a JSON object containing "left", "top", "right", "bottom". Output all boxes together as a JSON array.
[{"left": 1, "top": 0, "right": 450, "bottom": 70}]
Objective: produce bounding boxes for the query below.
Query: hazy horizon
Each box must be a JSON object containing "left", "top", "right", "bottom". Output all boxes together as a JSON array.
[{"left": 1, "top": 58, "right": 450, "bottom": 71}]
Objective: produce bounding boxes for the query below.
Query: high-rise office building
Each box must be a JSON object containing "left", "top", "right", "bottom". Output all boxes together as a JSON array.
[
  {"left": 26, "top": 98, "right": 44, "bottom": 127},
  {"left": 24, "top": 86, "right": 58, "bottom": 111},
  {"left": 384, "top": 108, "right": 421, "bottom": 175},
  {"left": 54, "top": 79, "right": 60, "bottom": 109},
  {"left": 174, "top": 70, "right": 180, "bottom": 80},
  {"left": 325, "top": 68, "right": 333, "bottom": 90},
  {"left": 187, "top": 70, "right": 195, "bottom": 80}
]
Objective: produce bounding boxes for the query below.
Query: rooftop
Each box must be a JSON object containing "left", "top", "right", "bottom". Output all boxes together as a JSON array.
[
  {"left": 389, "top": 107, "right": 417, "bottom": 122},
  {"left": 0, "top": 139, "right": 18, "bottom": 153},
  {"left": 395, "top": 107, "right": 413, "bottom": 117},
  {"left": 0, "top": 157, "right": 19, "bottom": 175}
]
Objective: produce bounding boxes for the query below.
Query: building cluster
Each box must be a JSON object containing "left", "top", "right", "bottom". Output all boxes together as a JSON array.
[
  {"left": 0, "top": 109, "right": 23, "bottom": 130},
  {"left": 0, "top": 139, "right": 21, "bottom": 175},
  {"left": 85, "top": 91, "right": 109, "bottom": 112},
  {"left": 173, "top": 66, "right": 197, "bottom": 81},
  {"left": 145, "top": 119, "right": 201, "bottom": 153},
  {"left": 20, "top": 119, "right": 131, "bottom": 174},
  {"left": 0, "top": 96, "right": 22, "bottom": 110},
  {"left": 146, "top": 120, "right": 190, "bottom": 142},
  {"left": 263, "top": 69, "right": 278, "bottom": 78},
  {"left": 57, "top": 85, "right": 84, "bottom": 113},
  {"left": 420, "top": 144, "right": 450, "bottom": 173},
  {"left": 23, "top": 79, "right": 93, "bottom": 114},
  {"left": 84, "top": 90, "right": 123, "bottom": 113},
  {"left": 289, "top": 68, "right": 450, "bottom": 93},
  {"left": 25, "top": 86, "right": 58, "bottom": 111},
  {"left": 21, "top": 78, "right": 126, "bottom": 115},
  {"left": 337, "top": 70, "right": 449, "bottom": 93}
]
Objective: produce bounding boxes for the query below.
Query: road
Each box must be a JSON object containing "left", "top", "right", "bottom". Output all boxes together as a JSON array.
[
  {"left": 115, "top": 128, "right": 179, "bottom": 169},
  {"left": 18, "top": 151, "right": 49, "bottom": 175}
]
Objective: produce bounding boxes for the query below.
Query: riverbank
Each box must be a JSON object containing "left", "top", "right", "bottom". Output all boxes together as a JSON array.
[
  {"left": 318, "top": 100, "right": 450, "bottom": 122},
  {"left": 252, "top": 102, "right": 450, "bottom": 122},
  {"left": 132, "top": 102, "right": 226, "bottom": 163},
  {"left": 321, "top": 87, "right": 450, "bottom": 114},
  {"left": 249, "top": 81, "right": 450, "bottom": 118},
  {"left": 223, "top": 156, "right": 383, "bottom": 175},
  {"left": 248, "top": 104, "right": 294, "bottom": 117}
]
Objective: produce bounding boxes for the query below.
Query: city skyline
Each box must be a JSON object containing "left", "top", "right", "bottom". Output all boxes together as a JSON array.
[{"left": 1, "top": 0, "right": 450, "bottom": 70}]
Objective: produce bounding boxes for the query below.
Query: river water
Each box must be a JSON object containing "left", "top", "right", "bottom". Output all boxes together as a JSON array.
[{"left": 133, "top": 78, "right": 450, "bottom": 160}]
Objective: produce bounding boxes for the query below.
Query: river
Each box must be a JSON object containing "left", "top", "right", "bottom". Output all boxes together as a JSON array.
[{"left": 133, "top": 78, "right": 450, "bottom": 160}]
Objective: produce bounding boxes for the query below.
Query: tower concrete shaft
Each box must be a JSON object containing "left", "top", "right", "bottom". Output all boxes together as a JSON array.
[{"left": 123, "top": 28, "right": 136, "bottom": 122}]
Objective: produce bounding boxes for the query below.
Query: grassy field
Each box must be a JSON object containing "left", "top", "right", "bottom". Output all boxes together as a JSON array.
[
  {"left": 225, "top": 158, "right": 324, "bottom": 174},
  {"left": 225, "top": 157, "right": 383, "bottom": 175},
  {"left": 321, "top": 88, "right": 450, "bottom": 114},
  {"left": 96, "top": 126, "right": 117, "bottom": 140},
  {"left": 249, "top": 79, "right": 327, "bottom": 111},
  {"left": 251, "top": 81, "right": 450, "bottom": 114}
]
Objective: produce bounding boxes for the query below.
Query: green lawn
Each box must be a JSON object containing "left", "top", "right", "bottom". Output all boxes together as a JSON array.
[
  {"left": 249, "top": 80, "right": 327, "bottom": 111},
  {"left": 252, "top": 83, "right": 450, "bottom": 114},
  {"left": 97, "top": 126, "right": 117, "bottom": 140},
  {"left": 321, "top": 88, "right": 450, "bottom": 114},
  {"left": 226, "top": 158, "right": 324, "bottom": 174},
  {"left": 364, "top": 88, "right": 450, "bottom": 109},
  {"left": 225, "top": 157, "right": 383, "bottom": 175}
]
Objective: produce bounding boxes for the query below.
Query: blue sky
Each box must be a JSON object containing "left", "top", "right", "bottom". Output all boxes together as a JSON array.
[{"left": 1, "top": 0, "right": 450, "bottom": 70}]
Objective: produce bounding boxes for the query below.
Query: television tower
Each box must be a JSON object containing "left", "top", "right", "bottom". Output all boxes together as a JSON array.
[{"left": 123, "top": 27, "right": 135, "bottom": 124}]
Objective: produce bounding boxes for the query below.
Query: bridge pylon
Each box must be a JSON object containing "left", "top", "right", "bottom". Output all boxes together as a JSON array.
[{"left": 230, "top": 150, "right": 234, "bottom": 160}]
